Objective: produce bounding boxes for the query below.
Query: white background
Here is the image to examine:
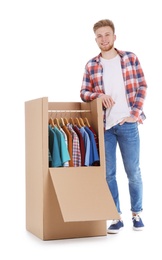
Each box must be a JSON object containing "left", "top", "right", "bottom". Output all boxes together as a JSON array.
[{"left": 0, "top": 0, "right": 161, "bottom": 259}]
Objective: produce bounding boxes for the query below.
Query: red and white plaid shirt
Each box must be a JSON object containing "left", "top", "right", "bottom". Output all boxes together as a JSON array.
[{"left": 80, "top": 49, "right": 147, "bottom": 125}]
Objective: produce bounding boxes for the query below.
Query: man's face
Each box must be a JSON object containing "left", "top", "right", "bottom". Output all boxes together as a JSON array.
[{"left": 95, "top": 26, "right": 116, "bottom": 52}]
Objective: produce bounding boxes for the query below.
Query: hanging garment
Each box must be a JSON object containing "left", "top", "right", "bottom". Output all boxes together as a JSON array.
[
  {"left": 88, "top": 125, "right": 99, "bottom": 154},
  {"left": 84, "top": 126, "right": 100, "bottom": 166},
  {"left": 79, "top": 126, "right": 91, "bottom": 166},
  {"left": 61, "top": 124, "right": 74, "bottom": 167},
  {"left": 72, "top": 125, "right": 86, "bottom": 166},
  {"left": 52, "top": 125, "right": 70, "bottom": 166},
  {"left": 59, "top": 127, "right": 69, "bottom": 167},
  {"left": 67, "top": 123, "right": 81, "bottom": 167},
  {"left": 48, "top": 125, "right": 62, "bottom": 167}
]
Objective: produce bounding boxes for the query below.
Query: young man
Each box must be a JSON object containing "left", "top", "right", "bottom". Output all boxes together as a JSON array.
[{"left": 80, "top": 19, "right": 147, "bottom": 234}]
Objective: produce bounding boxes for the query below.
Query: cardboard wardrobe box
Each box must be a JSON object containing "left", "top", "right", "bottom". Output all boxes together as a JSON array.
[{"left": 25, "top": 97, "right": 119, "bottom": 240}]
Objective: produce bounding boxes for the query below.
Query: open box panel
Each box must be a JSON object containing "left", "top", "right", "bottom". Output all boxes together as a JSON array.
[
  {"left": 49, "top": 168, "right": 119, "bottom": 222},
  {"left": 25, "top": 97, "right": 119, "bottom": 240}
]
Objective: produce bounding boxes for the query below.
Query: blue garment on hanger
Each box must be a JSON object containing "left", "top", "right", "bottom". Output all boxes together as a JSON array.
[{"left": 84, "top": 126, "right": 100, "bottom": 166}]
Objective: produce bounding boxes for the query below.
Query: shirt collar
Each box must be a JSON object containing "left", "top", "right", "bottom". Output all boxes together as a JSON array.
[{"left": 94, "top": 48, "right": 125, "bottom": 63}]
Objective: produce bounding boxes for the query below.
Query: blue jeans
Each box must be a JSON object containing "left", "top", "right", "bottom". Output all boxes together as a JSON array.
[{"left": 104, "top": 122, "right": 143, "bottom": 215}]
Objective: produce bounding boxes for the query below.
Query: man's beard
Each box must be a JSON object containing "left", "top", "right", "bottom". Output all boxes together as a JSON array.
[{"left": 100, "top": 43, "right": 114, "bottom": 52}]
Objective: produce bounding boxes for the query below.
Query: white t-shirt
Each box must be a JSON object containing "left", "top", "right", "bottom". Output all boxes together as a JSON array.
[{"left": 100, "top": 54, "right": 130, "bottom": 130}]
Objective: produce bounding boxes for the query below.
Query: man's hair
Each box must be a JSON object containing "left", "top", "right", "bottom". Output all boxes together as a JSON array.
[{"left": 93, "top": 19, "right": 115, "bottom": 34}]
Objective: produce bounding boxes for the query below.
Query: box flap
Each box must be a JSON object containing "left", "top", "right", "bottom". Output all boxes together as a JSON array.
[{"left": 49, "top": 169, "right": 119, "bottom": 222}]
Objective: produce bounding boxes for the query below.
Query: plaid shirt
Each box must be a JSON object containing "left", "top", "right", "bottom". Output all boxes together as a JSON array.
[
  {"left": 67, "top": 123, "right": 81, "bottom": 167},
  {"left": 80, "top": 48, "right": 147, "bottom": 125}
]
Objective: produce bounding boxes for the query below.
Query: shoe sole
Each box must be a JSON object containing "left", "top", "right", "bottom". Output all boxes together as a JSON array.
[
  {"left": 133, "top": 227, "right": 144, "bottom": 231},
  {"left": 107, "top": 227, "right": 124, "bottom": 234}
]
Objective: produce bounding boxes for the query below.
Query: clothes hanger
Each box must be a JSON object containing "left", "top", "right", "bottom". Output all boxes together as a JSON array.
[
  {"left": 74, "top": 117, "right": 82, "bottom": 128},
  {"left": 69, "top": 117, "right": 75, "bottom": 125},
  {"left": 79, "top": 117, "right": 85, "bottom": 127},
  {"left": 84, "top": 117, "right": 90, "bottom": 127},
  {"left": 63, "top": 118, "right": 69, "bottom": 125},
  {"left": 49, "top": 117, "right": 55, "bottom": 127},
  {"left": 59, "top": 118, "right": 65, "bottom": 127},
  {"left": 54, "top": 118, "right": 61, "bottom": 129}
]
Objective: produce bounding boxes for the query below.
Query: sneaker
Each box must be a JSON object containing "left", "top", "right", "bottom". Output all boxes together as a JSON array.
[
  {"left": 107, "top": 220, "right": 124, "bottom": 234},
  {"left": 132, "top": 215, "right": 144, "bottom": 231}
]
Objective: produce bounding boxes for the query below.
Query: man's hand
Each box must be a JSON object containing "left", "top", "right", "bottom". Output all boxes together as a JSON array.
[
  {"left": 119, "top": 116, "right": 137, "bottom": 125},
  {"left": 100, "top": 94, "right": 115, "bottom": 108}
]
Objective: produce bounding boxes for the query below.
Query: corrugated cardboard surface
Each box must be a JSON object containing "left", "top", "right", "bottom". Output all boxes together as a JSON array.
[
  {"left": 25, "top": 97, "right": 45, "bottom": 239},
  {"left": 50, "top": 168, "right": 119, "bottom": 222},
  {"left": 25, "top": 97, "right": 119, "bottom": 240}
]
